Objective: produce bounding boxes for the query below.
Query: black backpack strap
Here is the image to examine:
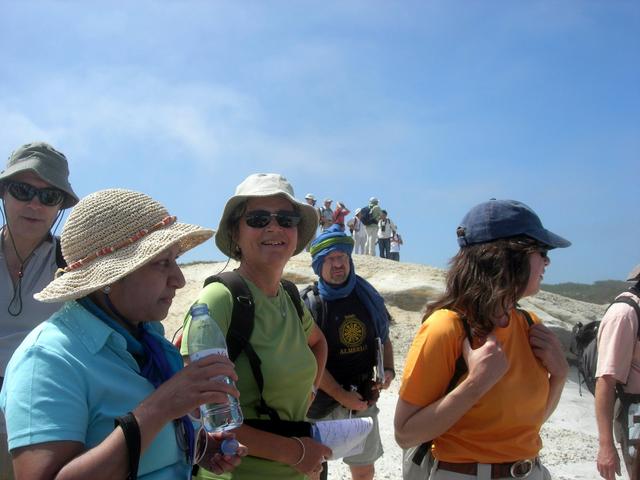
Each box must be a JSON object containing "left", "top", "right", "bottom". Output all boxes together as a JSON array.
[
  {"left": 301, "top": 282, "right": 326, "bottom": 329},
  {"left": 412, "top": 312, "right": 472, "bottom": 465},
  {"left": 202, "top": 271, "right": 281, "bottom": 422},
  {"left": 281, "top": 279, "right": 304, "bottom": 323},
  {"left": 517, "top": 308, "right": 535, "bottom": 327},
  {"left": 612, "top": 295, "right": 640, "bottom": 340},
  {"left": 54, "top": 236, "right": 66, "bottom": 269}
]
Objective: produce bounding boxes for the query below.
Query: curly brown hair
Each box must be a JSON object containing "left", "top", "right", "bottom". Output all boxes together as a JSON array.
[{"left": 425, "top": 236, "right": 546, "bottom": 338}]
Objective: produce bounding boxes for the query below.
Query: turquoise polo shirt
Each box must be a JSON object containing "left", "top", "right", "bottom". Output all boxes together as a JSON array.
[{"left": 0, "top": 301, "right": 190, "bottom": 479}]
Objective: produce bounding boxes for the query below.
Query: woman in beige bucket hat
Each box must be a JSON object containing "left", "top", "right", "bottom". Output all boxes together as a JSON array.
[
  {"left": 181, "top": 173, "right": 330, "bottom": 480},
  {"left": 0, "top": 188, "right": 247, "bottom": 479}
]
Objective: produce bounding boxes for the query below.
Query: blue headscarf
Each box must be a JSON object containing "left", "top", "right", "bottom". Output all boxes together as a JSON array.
[{"left": 310, "top": 225, "right": 389, "bottom": 341}]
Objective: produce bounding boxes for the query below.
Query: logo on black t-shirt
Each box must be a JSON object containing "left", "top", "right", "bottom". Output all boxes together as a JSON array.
[{"left": 339, "top": 314, "right": 367, "bottom": 353}]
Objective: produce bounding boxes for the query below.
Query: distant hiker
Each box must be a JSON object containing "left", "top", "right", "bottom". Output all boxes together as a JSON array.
[
  {"left": 395, "top": 199, "right": 570, "bottom": 480},
  {"left": 376, "top": 210, "right": 396, "bottom": 259},
  {"left": 332, "top": 201, "right": 350, "bottom": 231},
  {"left": 364, "top": 197, "right": 381, "bottom": 256},
  {"left": 389, "top": 231, "right": 403, "bottom": 261},
  {"left": 0, "top": 141, "right": 79, "bottom": 480},
  {"left": 595, "top": 264, "right": 640, "bottom": 480},
  {"left": 302, "top": 225, "right": 394, "bottom": 480},
  {"left": 305, "top": 193, "right": 320, "bottom": 251},
  {"left": 348, "top": 208, "right": 367, "bottom": 255},
  {"left": 320, "top": 198, "right": 334, "bottom": 231}
]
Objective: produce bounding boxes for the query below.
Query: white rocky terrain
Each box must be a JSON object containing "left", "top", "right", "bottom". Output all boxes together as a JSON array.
[{"left": 165, "top": 253, "right": 608, "bottom": 480}]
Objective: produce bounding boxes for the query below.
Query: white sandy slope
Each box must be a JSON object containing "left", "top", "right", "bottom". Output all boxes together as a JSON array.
[{"left": 165, "top": 253, "right": 607, "bottom": 480}]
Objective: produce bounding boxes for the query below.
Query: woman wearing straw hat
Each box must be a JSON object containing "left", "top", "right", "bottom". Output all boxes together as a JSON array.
[
  {"left": 0, "top": 188, "right": 247, "bottom": 479},
  {"left": 181, "top": 173, "right": 331, "bottom": 480},
  {"left": 395, "top": 199, "right": 570, "bottom": 480}
]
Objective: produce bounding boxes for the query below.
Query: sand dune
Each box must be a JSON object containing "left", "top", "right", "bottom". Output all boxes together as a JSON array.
[{"left": 165, "top": 253, "right": 605, "bottom": 480}]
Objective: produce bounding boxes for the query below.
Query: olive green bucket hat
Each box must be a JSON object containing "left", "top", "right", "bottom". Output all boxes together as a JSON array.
[{"left": 0, "top": 141, "right": 79, "bottom": 209}]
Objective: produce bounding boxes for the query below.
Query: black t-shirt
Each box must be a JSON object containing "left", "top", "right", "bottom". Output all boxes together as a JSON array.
[{"left": 322, "top": 290, "right": 376, "bottom": 386}]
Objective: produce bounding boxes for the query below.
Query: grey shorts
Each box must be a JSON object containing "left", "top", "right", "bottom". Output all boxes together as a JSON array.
[{"left": 321, "top": 404, "right": 383, "bottom": 466}]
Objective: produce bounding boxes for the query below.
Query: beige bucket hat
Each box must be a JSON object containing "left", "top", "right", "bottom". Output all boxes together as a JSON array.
[
  {"left": 35, "top": 188, "right": 213, "bottom": 303},
  {"left": 215, "top": 173, "right": 319, "bottom": 259}
]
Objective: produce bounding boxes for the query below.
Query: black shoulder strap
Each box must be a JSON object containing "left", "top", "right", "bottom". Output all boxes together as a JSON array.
[
  {"left": 281, "top": 279, "right": 304, "bottom": 323},
  {"left": 203, "top": 271, "right": 254, "bottom": 363},
  {"left": 301, "top": 282, "right": 326, "bottom": 329},
  {"left": 612, "top": 295, "right": 640, "bottom": 340},
  {"left": 54, "top": 236, "right": 66, "bottom": 269},
  {"left": 517, "top": 308, "right": 535, "bottom": 327},
  {"left": 202, "top": 271, "right": 301, "bottom": 422}
]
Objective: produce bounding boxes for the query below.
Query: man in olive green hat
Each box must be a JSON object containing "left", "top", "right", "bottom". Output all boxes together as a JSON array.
[{"left": 0, "top": 141, "right": 78, "bottom": 479}]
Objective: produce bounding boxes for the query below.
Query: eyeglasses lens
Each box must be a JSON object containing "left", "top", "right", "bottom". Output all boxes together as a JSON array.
[
  {"left": 245, "top": 210, "right": 301, "bottom": 229},
  {"left": 8, "top": 182, "right": 64, "bottom": 206}
]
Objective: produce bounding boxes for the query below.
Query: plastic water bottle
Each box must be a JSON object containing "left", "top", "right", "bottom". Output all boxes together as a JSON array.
[{"left": 187, "top": 303, "right": 243, "bottom": 433}]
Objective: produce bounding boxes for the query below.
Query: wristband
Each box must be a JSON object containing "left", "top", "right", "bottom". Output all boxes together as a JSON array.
[
  {"left": 384, "top": 367, "right": 396, "bottom": 379},
  {"left": 114, "top": 412, "right": 141, "bottom": 480}
]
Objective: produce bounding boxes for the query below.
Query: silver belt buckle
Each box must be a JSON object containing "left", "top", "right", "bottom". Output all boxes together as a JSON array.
[{"left": 510, "top": 459, "right": 534, "bottom": 478}]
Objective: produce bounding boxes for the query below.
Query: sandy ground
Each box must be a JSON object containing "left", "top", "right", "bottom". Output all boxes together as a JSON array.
[{"left": 165, "top": 254, "right": 607, "bottom": 479}]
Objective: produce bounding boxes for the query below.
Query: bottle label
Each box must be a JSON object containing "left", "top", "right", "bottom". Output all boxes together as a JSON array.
[{"left": 190, "top": 348, "right": 228, "bottom": 362}]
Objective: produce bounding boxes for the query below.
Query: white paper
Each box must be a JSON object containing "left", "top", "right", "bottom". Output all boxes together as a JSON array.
[{"left": 314, "top": 417, "right": 374, "bottom": 460}]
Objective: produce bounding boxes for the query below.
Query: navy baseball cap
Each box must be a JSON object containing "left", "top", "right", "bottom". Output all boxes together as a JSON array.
[{"left": 456, "top": 199, "right": 571, "bottom": 249}]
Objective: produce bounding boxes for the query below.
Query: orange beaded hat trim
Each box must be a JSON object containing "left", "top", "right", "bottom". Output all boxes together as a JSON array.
[{"left": 64, "top": 215, "right": 177, "bottom": 272}]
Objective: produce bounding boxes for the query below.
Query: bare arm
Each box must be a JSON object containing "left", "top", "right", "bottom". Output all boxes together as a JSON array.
[
  {"left": 528, "top": 323, "right": 569, "bottom": 420},
  {"left": 595, "top": 375, "right": 621, "bottom": 480},
  {"left": 12, "top": 355, "right": 238, "bottom": 480},
  {"left": 232, "top": 424, "right": 331, "bottom": 477},
  {"left": 394, "top": 335, "right": 508, "bottom": 448},
  {"left": 319, "top": 368, "right": 368, "bottom": 411},
  {"left": 308, "top": 324, "right": 328, "bottom": 392},
  {"left": 381, "top": 337, "right": 395, "bottom": 389}
]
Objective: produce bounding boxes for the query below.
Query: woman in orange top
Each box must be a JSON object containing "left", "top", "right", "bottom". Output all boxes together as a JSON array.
[{"left": 395, "top": 199, "right": 570, "bottom": 480}]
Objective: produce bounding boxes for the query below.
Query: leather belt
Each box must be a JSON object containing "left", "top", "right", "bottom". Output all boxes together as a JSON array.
[{"left": 437, "top": 458, "right": 537, "bottom": 478}]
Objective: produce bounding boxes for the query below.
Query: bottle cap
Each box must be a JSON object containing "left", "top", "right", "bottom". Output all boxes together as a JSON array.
[
  {"left": 190, "top": 303, "right": 209, "bottom": 317},
  {"left": 220, "top": 438, "right": 239, "bottom": 456}
]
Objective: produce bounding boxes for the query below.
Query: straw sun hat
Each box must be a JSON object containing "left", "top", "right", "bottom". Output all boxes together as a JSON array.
[
  {"left": 215, "top": 173, "right": 319, "bottom": 259},
  {"left": 35, "top": 188, "right": 213, "bottom": 303}
]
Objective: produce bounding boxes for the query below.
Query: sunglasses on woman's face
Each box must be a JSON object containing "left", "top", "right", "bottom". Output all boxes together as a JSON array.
[
  {"left": 244, "top": 210, "right": 301, "bottom": 229},
  {"left": 5, "top": 181, "right": 65, "bottom": 207}
]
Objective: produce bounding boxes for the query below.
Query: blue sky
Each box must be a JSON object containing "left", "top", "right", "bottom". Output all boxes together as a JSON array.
[{"left": 1, "top": 1, "right": 638, "bottom": 284}]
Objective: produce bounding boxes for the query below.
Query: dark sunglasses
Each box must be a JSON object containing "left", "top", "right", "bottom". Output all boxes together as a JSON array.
[
  {"left": 538, "top": 248, "right": 549, "bottom": 260},
  {"left": 5, "top": 181, "right": 65, "bottom": 207},
  {"left": 245, "top": 210, "right": 301, "bottom": 229}
]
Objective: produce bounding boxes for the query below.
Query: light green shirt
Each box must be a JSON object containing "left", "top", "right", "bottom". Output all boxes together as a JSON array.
[{"left": 181, "top": 277, "right": 316, "bottom": 480}]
